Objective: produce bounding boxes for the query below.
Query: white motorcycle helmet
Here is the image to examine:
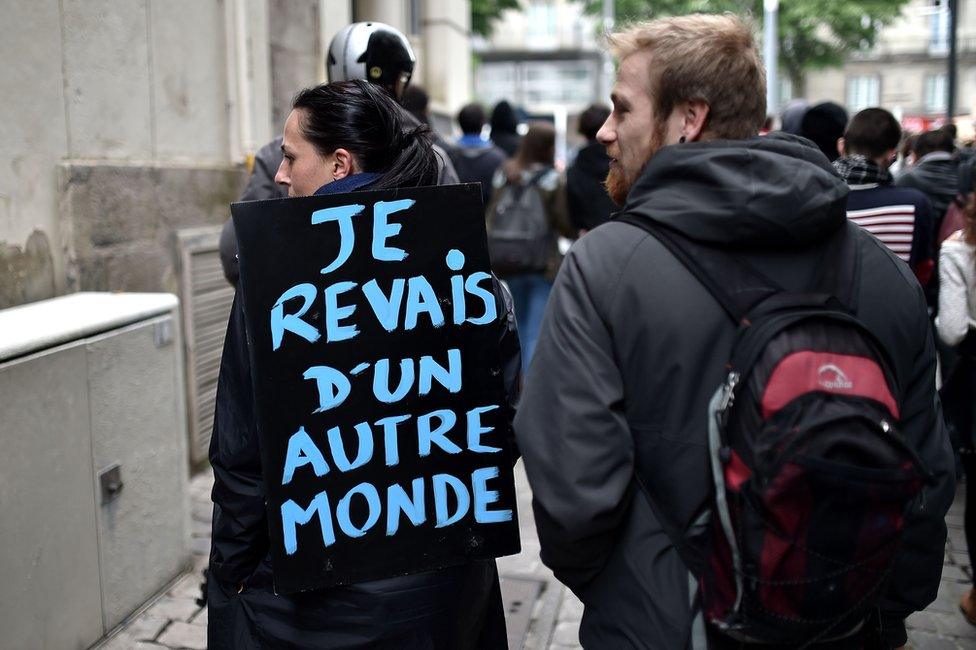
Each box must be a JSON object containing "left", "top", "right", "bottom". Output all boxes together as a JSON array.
[{"left": 327, "top": 22, "right": 416, "bottom": 99}]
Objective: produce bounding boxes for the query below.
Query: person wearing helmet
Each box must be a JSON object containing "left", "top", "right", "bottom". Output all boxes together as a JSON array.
[
  {"left": 327, "top": 21, "right": 417, "bottom": 100},
  {"left": 218, "top": 21, "right": 459, "bottom": 286}
]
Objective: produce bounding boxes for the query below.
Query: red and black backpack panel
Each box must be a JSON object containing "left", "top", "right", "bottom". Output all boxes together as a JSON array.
[{"left": 616, "top": 214, "right": 932, "bottom": 647}]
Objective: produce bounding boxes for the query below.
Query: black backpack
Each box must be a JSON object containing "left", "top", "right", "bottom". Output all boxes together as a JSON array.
[
  {"left": 617, "top": 213, "right": 932, "bottom": 647},
  {"left": 486, "top": 169, "right": 552, "bottom": 275}
]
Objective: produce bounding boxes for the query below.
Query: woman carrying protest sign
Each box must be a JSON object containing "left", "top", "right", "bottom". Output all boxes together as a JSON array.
[{"left": 208, "top": 80, "right": 521, "bottom": 650}]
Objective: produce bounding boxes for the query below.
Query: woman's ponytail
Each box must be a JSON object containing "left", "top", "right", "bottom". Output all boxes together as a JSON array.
[{"left": 372, "top": 123, "right": 438, "bottom": 190}]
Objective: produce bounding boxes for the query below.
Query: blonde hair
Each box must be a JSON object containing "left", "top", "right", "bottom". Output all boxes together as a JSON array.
[{"left": 608, "top": 14, "right": 766, "bottom": 140}]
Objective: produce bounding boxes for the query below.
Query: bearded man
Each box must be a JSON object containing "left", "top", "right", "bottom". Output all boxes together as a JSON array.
[{"left": 514, "top": 14, "right": 953, "bottom": 650}]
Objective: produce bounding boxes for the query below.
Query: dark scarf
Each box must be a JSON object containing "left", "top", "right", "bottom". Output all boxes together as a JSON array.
[
  {"left": 832, "top": 155, "right": 892, "bottom": 186},
  {"left": 314, "top": 172, "right": 381, "bottom": 196}
]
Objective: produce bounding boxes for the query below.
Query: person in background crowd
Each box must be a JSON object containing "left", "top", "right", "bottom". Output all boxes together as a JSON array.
[
  {"left": 566, "top": 103, "right": 617, "bottom": 234},
  {"left": 945, "top": 123, "right": 959, "bottom": 149},
  {"left": 890, "top": 132, "right": 918, "bottom": 176},
  {"left": 834, "top": 108, "right": 935, "bottom": 287},
  {"left": 515, "top": 13, "right": 952, "bottom": 649},
  {"left": 218, "top": 21, "right": 459, "bottom": 287},
  {"left": 779, "top": 99, "right": 809, "bottom": 136},
  {"left": 400, "top": 82, "right": 456, "bottom": 155},
  {"left": 936, "top": 202, "right": 976, "bottom": 626},
  {"left": 486, "top": 121, "right": 572, "bottom": 372},
  {"left": 489, "top": 100, "right": 522, "bottom": 157},
  {"left": 800, "top": 101, "right": 848, "bottom": 161},
  {"left": 758, "top": 114, "right": 774, "bottom": 135},
  {"left": 450, "top": 102, "right": 507, "bottom": 208},
  {"left": 401, "top": 83, "right": 430, "bottom": 125},
  {"left": 897, "top": 127, "right": 962, "bottom": 229},
  {"left": 208, "top": 80, "right": 519, "bottom": 650}
]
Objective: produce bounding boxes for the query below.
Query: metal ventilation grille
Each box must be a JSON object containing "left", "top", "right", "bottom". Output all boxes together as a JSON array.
[{"left": 175, "top": 227, "right": 235, "bottom": 466}]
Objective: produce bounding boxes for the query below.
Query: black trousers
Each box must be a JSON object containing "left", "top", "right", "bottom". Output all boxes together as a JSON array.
[
  {"left": 940, "top": 338, "right": 976, "bottom": 583},
  {"left": 961, "top": 449, "right": 976, "bottom": 574}
]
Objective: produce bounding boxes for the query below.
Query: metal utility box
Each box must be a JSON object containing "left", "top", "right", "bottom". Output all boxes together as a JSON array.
[{"left": 0, "top": 292, "right": 191, "bottom": 649}]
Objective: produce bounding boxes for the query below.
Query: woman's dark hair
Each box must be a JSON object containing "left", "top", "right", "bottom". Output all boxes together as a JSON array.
[
  {"left": 913, "top": 127, "right": 954, "bottom": 159},
  {"left": 490, "top": 100, "right": 519, "bottom": 135},
  {"left": 291, "top": 80, "right": 437, "bottom": 189},
  {"left": 503, "top": 121, "right": 555, "bottom": 181}
]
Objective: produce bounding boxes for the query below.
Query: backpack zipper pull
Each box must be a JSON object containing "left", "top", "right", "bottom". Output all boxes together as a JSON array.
[
  {"left": 717, "top": 371, "right": 741, "bottom": 427},
  {"left": 718, "top": 371, "right": 740, "bottom": 413}
]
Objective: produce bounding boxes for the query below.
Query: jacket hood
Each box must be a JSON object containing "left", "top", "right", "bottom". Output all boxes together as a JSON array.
[{"left": 622, "top": 133, "right": 848, "bottom": 248}]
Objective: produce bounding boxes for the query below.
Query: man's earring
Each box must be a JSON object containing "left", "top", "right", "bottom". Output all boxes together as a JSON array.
[{"left": 679, "top": 136, "right": 687, "bottom": 144}]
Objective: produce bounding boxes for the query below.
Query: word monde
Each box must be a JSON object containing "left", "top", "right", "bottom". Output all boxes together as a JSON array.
[{"left": 270, "top": 199, "right": 496, "bottom": 351}]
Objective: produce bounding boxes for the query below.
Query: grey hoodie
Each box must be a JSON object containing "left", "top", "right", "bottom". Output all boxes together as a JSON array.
[{"left": 515, "top": 135, "right": 954, "bottom": 649}]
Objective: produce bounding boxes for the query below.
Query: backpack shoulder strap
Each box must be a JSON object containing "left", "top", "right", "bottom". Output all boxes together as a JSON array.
[
  {"left": 505, "top": 168, "right": 551, "bottom": 204},
  {"left": 527, "top": 167, "right": 551, "bottom": 186},
  {"left": 808, "top": 223, "right": 860, "bottom": 312},
  {"left": 614, "top": 212, "right": 782, "bottom": 323}
]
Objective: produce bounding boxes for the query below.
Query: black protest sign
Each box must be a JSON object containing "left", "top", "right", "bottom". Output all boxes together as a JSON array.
[{"left": 232, "top": 184, "right": 520, "bottom": 594}]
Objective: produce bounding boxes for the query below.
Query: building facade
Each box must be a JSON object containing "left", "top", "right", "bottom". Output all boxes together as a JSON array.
[
  {"left": 0, "top": 0, "right": 471, "bottom": 309},
  {"left": 473, "top": 0, "right": 609, "bottom": 162},
  {"left": 804, "top": 0, "right": 976, "bottom": 131}
]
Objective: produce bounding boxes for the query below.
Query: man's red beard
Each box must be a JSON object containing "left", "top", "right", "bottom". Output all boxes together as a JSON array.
[
  {"left": 604, "top": 125, "right": 665, "bottom": 207},
  {"left": 605, "top": 165, "right": 630, "bottom": 207}
]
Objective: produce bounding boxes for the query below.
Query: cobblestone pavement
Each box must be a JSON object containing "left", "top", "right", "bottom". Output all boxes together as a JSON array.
[{"left": 97, "top": 469, "right": 974, "bottom": 649}]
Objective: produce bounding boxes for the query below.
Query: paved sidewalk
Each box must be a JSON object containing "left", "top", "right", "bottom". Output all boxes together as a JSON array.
[{"left": 97, "top": 469, "right": 974, "bottom": 650}]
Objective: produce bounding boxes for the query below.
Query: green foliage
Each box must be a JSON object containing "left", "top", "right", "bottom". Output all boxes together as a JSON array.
[
  {"left": 584, "top": 0, "right": 911, "bottom": 88},
  {"left": 471, "top": 0, "right": 522, "bottom": 38}
]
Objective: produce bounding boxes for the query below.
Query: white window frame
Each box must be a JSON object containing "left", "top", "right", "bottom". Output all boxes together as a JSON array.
[
  {"left": 924, "top": 73, "right": 948, "bottom": 114},
  {"left": 846, "top": 75, "right": 880, "bottom": 114}
]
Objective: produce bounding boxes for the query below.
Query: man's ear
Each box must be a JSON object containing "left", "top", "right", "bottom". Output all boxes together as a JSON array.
[
  {"left": 680, "top": 99, "right": 710, "bottom": 142},
  {"left": 837, "top": 137, "right": 847, "bottom": 158},
  {"left": 332, "top": 148, "right": 357, "bottom": 180}
]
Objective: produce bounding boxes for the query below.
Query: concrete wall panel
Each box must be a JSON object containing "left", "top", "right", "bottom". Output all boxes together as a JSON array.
[
  {"left": 0, "top": 345, "right": 103, "bottom": 650},
  {"left": 0, "top": 0, "right": 69, "bottom": 303},
  {"left": 60, "top": 162, "right": 246, "bottom": 294},
  {"left": 245, "top": 0, "right": 275, "bottom": 151},
  {"left": 61, "top": 0, "right": 153, "bottom": 158},
  {"left": 319, "top": 0, "right": 352, "bottom": 82},
  {"left": 422, "top": 0, "right": 472, "bottom": 112},
  {"left": 269, "top": 0, "right": 321, "bottom": 132},
  {"left": 150, "top": 0, "right": 230, "bottom": 163}
]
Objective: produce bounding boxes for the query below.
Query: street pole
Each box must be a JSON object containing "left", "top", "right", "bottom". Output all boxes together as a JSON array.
[
  {"left": 764, "top": 0, "right": 779, "bottom": 117},
  {"left": 948, "top": 0, "right": 958, "bottom": 119},
  {"left": 600, "top": 0, "right": 615, "bottom": 101}
]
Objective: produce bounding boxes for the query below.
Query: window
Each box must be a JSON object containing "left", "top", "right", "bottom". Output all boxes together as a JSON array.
[
  {"left": 846, "top": 76, "right": 880, "bottom": 113},
  {"left": 526, "top": 2, "right": 557, "bottom": 48},
  {"left": 475, "top": 64, "right": 519, "bottom": 108},
  {"left": 925, "top": 74, "right": 948, "bottom": 114},
  {"left": 930, "top": 5, "right": 949, "bottom": 54}
]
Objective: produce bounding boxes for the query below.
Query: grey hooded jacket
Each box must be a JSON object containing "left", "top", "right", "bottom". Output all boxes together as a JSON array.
[{"left": 514, "top": 135, "right": 954, "bottom": 649}]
